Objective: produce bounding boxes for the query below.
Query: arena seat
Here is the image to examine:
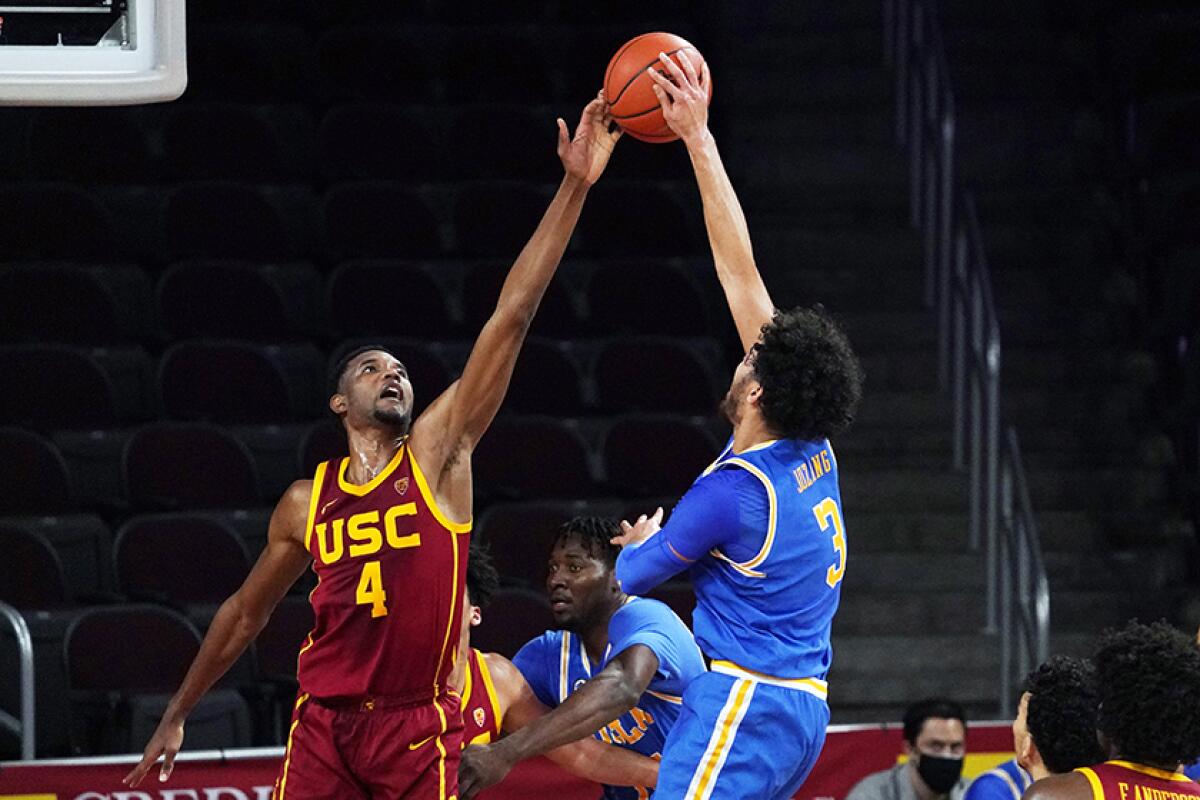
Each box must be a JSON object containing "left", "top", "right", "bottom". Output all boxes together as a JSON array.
[
  {"left": 593, "top": 337, "right": 722, "bottom": 414},
  {"left": 585, "top": 259, "right": 712, "bottom": 336},
  {"left": 473, "top": 416, "right": 597, "bottom": 501},
  {"left": 445, "top": 105, "right": 561, "bottom": 183},
  {"left": 186, "top": 23, "right": 311, "bottom": 102},
  {"left": 164, "top": 103, "right": 315, "bottom": 182},
  {"left": 0, "top": 263, "right": 151, "bottom": 344},
  {"left": 451, "top": 181, "right": 552, "bottom": 257},
  {"left": 504, "top": 338, "right": 588, "bottom": 416},
  {"left": 602, "top": 414, "right": 720, "bottom": 497},
  {"left": 165, "top": 182, "right": 316, "bottom": 261},
  {"left": 27, "top": 107, "right": 154, "bottom": 183},
  {"left": 577, "top": 183, "right": 701, "bottom": 257},
  {"left": 0, "top": 184, "right": 118, "bottom": 260},
  {"left": 157, "top": 260, "right": 320, "bottom": 340},
  {"left": 65, "top": 606, "right": 251, "bottom": 754},
  {"left": 0, "top": 514, "right": 113, "bottom": 597},
  {"left": 123, "top": 422, "right": 260, "bottom": 511},
  {"left": 0, "top": 345, "right": 152, "bottom": 428},
  {"left": 158, "top": 341, "right": 323, "bottom": 423},
  {"left": 0, "top": 525, "right": 70, "bottom": 609},
  {"left": 461, "top": 260, "right": 582, "bottom": 338},
  {"left": 326, "top": 260, "right": 456, "bottom": 338},
  {"left": 472, "top": 588, "right": 554, "bottom": 659},
  {"left": 114, "top": 515, "right": 251, "bottom": 608},
  {"left": 314, "top": 27, "right": 435, "bottom": 103},
  {"left": 476, "top": 501, "right": 618, "bottom": 589},
  {"left": 318, "top": 104, "right": 442, "bottom": 182},
  {"left": 322, "top": 182, "right": 444, "bottom": 259}
]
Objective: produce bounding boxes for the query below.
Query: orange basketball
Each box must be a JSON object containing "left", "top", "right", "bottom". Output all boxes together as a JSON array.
[{"left": 604, "top": 32, "right": 711, "bottom": 143}]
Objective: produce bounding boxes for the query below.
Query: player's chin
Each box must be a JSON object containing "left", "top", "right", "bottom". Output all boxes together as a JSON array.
[
  {"left": 550, "top": 608, "right": 577, "bottom": 629},
  {"left": 372, "top": 403, "right": 411, "bottom": 427}
]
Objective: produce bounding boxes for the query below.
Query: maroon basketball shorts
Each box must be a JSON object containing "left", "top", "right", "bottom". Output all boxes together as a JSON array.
[{"left": 273, "top": 691, "right": 464, "bottom": 800}]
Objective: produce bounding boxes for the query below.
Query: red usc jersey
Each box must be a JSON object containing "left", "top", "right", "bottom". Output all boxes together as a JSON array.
[
  {"left": 1076, "top": 761, "right": 1200, "bottom": 800},
  {"left": 296, "top": 443, "right": 471, "bottom": 702},
  {"left": 461, "top": 648, "right": 503, "bottom": 747}
]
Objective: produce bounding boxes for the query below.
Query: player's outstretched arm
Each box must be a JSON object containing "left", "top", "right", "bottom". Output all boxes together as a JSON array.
[
  {"left": 412, "top": 93, "right": 620, "bottom": 471},
  {"left": 458, "top": 645, "right": 659, "bottom": 799},
  {"left": 648, "top": 52, "right": 775, "bottom": 353},
  {"left": 485, "top": 654, "right": 659, "bottom": 790},
  {"left": 123, "top": 481, "right": 313, "bottom": 788}
]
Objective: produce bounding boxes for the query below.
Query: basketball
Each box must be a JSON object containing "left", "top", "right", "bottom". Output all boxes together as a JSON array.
[{"left": 604, "top": 32, "right": 711, "bottom": 143}]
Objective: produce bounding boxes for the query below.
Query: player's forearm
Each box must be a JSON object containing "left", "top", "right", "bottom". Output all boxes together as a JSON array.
[
  {"left": 164, "top": 595, "right": 266, "bottom": 722},
  {"left": 685, "top": 136, "right": 775, "bottom": 349},
  {"left": 493, "top": 671, "right": 639, "bottom": 764},
  {"left": 615, "top": 533, "right": 690, "bottom": 595},
  {"left": 491, "top": 174, "right": 588, "bottom": 325},
  {"left": 551, "top": 736, "right": 659, "bottom": 788}
]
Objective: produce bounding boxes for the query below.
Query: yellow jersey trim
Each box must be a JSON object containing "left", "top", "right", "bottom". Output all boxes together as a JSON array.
[
  {"left": 686, "top": 677, "right": 756, "bottom": 800},
  {"left": 646, "top": 689, "right": 684, "bottom": 705},
  {"left": 1107, "top": 761, "right": 1194, "bottom": 782},
  {"left": 707, "top": 457, "right": 777, "bottom": 578},
  {"left": 410, "top": 449, "right": 472, "bottom": 534},
  {"left": 1076, "top": 768, "right": 1104, "bottom": 800},
  {"left": 734, "top": 439, "right": 779, "bottom": 454},
  {"left": 276, "top": 693, "right": 309, "bottom": 800},
  {"left": 710, "top": 659, "right": 828, "bottom": 700},
  {"left": 461, "top": 649, "right": 475, "bottom": 711},
  {"left": 336, "top": 444, "right": 406, "bottom": 497},
  {"left": 476, "top": 650, "right": 504, "bottom": 735},
  {"left": 432, "top": 524, "right": 461, "bottom": 694},
  {"left": 303, "top": 461, "right": 328, "bottom": 551}
]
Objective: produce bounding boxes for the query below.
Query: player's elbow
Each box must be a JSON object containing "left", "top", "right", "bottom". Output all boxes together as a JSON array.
[{"left": 605, "top": 672, "right": 643, "bottom": 715}]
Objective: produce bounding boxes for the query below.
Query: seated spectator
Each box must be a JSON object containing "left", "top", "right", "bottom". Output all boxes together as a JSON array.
[
  {"left": 847, "top": 698, "right": 969, "bottom": 800},
  {"left": 967, "top": 656, "right": 1104, "bottom": 800}
]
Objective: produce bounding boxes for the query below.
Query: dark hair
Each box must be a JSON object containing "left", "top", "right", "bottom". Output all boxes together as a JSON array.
[
  {"left": 553, "top": 516, "right": 622, "bottom": 569},
  {"left": 902, "top": 698, "right": 967, "bottom": 744},
  {"left": 466, "top": 542, "right": 501, "bottom": 609},
  {"left": 752, "top": 306, "right": 863, "bottom": 440},
  {"left": 1094, "top": 620, "right": 1200, "bottom": 767},
  {"left": 1022, "top": 655, "right": 1104, "bottom": 774},
  {"left": 327, "top": 344, "right": 396, "bottom": 397}
]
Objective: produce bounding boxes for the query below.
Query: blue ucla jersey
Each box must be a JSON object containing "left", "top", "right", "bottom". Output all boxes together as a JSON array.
[
  {"left": 513, "top": 597, "right": 706, "bottom": 800},
  {"left": 690, "top": 437, "right": 846, "bottom": 680},
  {"left": 963, "top": 759, "right": 1032, "bottom": 800}
]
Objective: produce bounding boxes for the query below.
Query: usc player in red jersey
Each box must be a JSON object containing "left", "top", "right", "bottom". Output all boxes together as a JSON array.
[
  {"left": 453, "top": 544, "right": 658, "bottom": 789},
  {"left": 124, "top": 91, "right": 622, "bottom": 799},
  {"left": 1023, "top": 622, "right": 1200, "bottom": 800}
]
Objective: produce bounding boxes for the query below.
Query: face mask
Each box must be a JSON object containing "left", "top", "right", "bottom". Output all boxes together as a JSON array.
[{"left": 916, "top": 753, "right": 963, "bottom": 794}]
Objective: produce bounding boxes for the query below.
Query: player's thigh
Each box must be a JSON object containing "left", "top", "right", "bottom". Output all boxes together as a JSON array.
[
  {"left": 654, "top": 674, "right": 829, "bottom": 800},
  {"left": 358, "top": 693, "right": 465, "bottom": 800},
  {"left": 273, "top": 699, "right": 366, "bottom": 800}
]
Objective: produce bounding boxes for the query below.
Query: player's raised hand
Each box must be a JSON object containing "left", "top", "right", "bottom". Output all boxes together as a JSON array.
[
  {"left": 558, "top": 89, "right": 622, "bottom": 186},
  {"left": 647, "top": 51, "right": 711, "bottom": 148},
  {"left": 611, "top": 507, "right": 664, "bottom": 548},
  {"left": 123, "top": 715, "right": 184, "bottom": 787}
]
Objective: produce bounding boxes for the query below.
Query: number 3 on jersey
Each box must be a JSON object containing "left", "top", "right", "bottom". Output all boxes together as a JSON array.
[
  {"left": 812, "top": 497, "right": 847, "bottom": 588},
  {"left": 357, "top": 560, "right": 388, "bottom": 617}
]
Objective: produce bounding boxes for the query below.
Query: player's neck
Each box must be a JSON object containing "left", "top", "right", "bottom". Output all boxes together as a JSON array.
[
  {"left": 582, "top": 593, "right": 628, "bottom": 662},
  {"left": 730, "top": 415, "right": 778, "bottom": 454},
  {"left": 344, "top": 427, "right": 407, "bottom": 485}
]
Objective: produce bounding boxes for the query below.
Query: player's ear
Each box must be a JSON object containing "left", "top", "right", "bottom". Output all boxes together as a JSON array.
[
  {"left": 747, "top": 381, "right": 764, "bottom": 406},
  {"left": 329, "top": 391, "right": 348, "bottom": 415},
  {"left": 470, "top": 606, "right": 482, "bottom": 627}
]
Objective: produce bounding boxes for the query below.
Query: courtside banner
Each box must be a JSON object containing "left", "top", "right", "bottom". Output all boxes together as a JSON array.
[{"left": 0, "top": 724, "right": 1017, "bottom": 799}]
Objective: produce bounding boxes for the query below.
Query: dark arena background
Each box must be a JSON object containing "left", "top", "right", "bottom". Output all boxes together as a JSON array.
[{"left": 1, "top": 0, "right": 1198, "bottom": 796}]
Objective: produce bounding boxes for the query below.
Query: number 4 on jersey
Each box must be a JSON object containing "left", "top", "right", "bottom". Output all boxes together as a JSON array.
[
  {"left": 357, "top": 560, "right": 389, "bottom": 617},
  {"left": 812, "top": 497, "right": 847, "bottom": 588}
]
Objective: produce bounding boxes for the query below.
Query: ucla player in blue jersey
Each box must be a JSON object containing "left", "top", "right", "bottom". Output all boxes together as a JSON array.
[
  {"left": 458, "top": 517, "right": 706, "bottom": 799},
  {"left": 605, "top": 53, "right": 865, "bottom": 800}
]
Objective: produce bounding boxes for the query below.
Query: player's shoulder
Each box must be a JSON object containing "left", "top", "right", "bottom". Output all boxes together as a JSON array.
[
  {"left": 480, "top": 651, "right": 523, "bottom": 691},
  {"left": 512, "top": 628, "right": 565, "bottom": 664},
  {"left": 1022, "top": 770, "right": 1092, "bottom": 800},
  {"left": 270, "top": 479, "right": 315, "bottom": 543},
  {"left": 615, "top": 596, "right": 688, "bottom": 629}
]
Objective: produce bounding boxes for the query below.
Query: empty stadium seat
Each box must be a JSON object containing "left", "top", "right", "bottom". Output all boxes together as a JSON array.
[
  {"left": 326, "top": 260, "right": 456, "bottom": 338},
  {"left": 577, "top": 183, "right": 701, "bottom": 257},
  {"left": 165, "top": 182, "right": 316, "bottom": 261},
  {"left": 0, "top": 184, "right": 118, "bottom": 260},
  {"left": 314, "top": 27, "right": 436, "bottom": 103},
  {"left": 473, "top": 416, "right": 596, "bottom": 500},
  {"left": 27, "top": 107, "right": 154, "bottom": 182},
  {"left": 123, "top": 423, "right": 260, "bottom": 511},
  {"left": 0, "top": 525, "right": 70, "bottom": 608},
  {"left": 451, "top": 182, "right": 552, "bottom": 257},
  {"left": 186, "top": 24, "right": 311, "bottom": 101},
  {"left": 0, "top": 428, "right": 72, "bottom": 514},
  {"left": 157, "top": 260, "right": 321, "bottom": 340},
  {"left": 602, "top": 415, "right": 719, "bottom": 496},
  {"left": 505, "top": 338, "right": 588, "bottom": 415},
  {"left": 0, "top": 345, "right": 149, "bottom": 428},
  {"left": 164, "top": 103, "right": 315, "bottom": 181},
  {"left": 256, "top": 596, "right": 313, "bottom": 682},
  {"left": 322, "top": 182, "right": 444, "bottom": 259},
  {"left": 0, "top": 514, "right": 113, "bottom": 597},
  {"left": 477, "top": 500, "right": 622, "bottom": 588},
  {"left": 299, "top": 420, "right": 348, "bottom": 477},
  {"left": 0, "top": 263, "right": 151, "bottom": 344},
  {"left": 318, "top": 104, "right": 442, "bottom": 182},
  {"left": 460, "top": 260, "right": 582, "bottom": 338},
  {"left": 593, "top": 337, "right": 722, "bottom": 414},
  {"left": 115, "top": 515, "right": 252, "bottom": 606},
  {"left": 158, "top": 341, "right": 323, "bottom": 424},
  {"left": 585, "top": 259, "right": 712, "bottom": 336},
  {"left": 445, "top": 105, "right": 561, "bottom": 183},
  {"left": 472, "top": 588, "right": 554, "bottom": 659}
]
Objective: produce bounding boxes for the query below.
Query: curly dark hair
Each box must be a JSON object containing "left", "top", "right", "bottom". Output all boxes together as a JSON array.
[
  {"left": 327, "top": 344, "right": 398, "bottom": 397},
  {"left": 1093, "top": 620, "right": 1200, "bottom": 767},
  {"left": 466, "top": 542, "right": 501, "bottom": 609},
  {"left": 752, "top": 306, "right": 863, "bottom": 440},
  {"left": 1022, "top": 655, "right": 1104, "bottom": 774},
  {"left": 553, "top": 516, "right": 622, "bottom": 569},
  {"left": 902, "top": 698, "right": 966, "bottom": 744}
]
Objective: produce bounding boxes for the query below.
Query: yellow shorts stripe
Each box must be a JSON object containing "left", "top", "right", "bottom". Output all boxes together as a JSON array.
[
  {"left": 274, "top": 693, "right": 309, "bottom": 800},
  {"left": 432, "top": 699, "right": 451, "bottom": 800},
  {"left": 685, "top": 678, "right": 756, "bottom": 800}
]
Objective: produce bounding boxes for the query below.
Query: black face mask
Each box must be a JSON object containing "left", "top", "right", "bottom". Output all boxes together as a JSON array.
[{"left": 916, "top": 753, "right": 963, "bottom": 795}]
